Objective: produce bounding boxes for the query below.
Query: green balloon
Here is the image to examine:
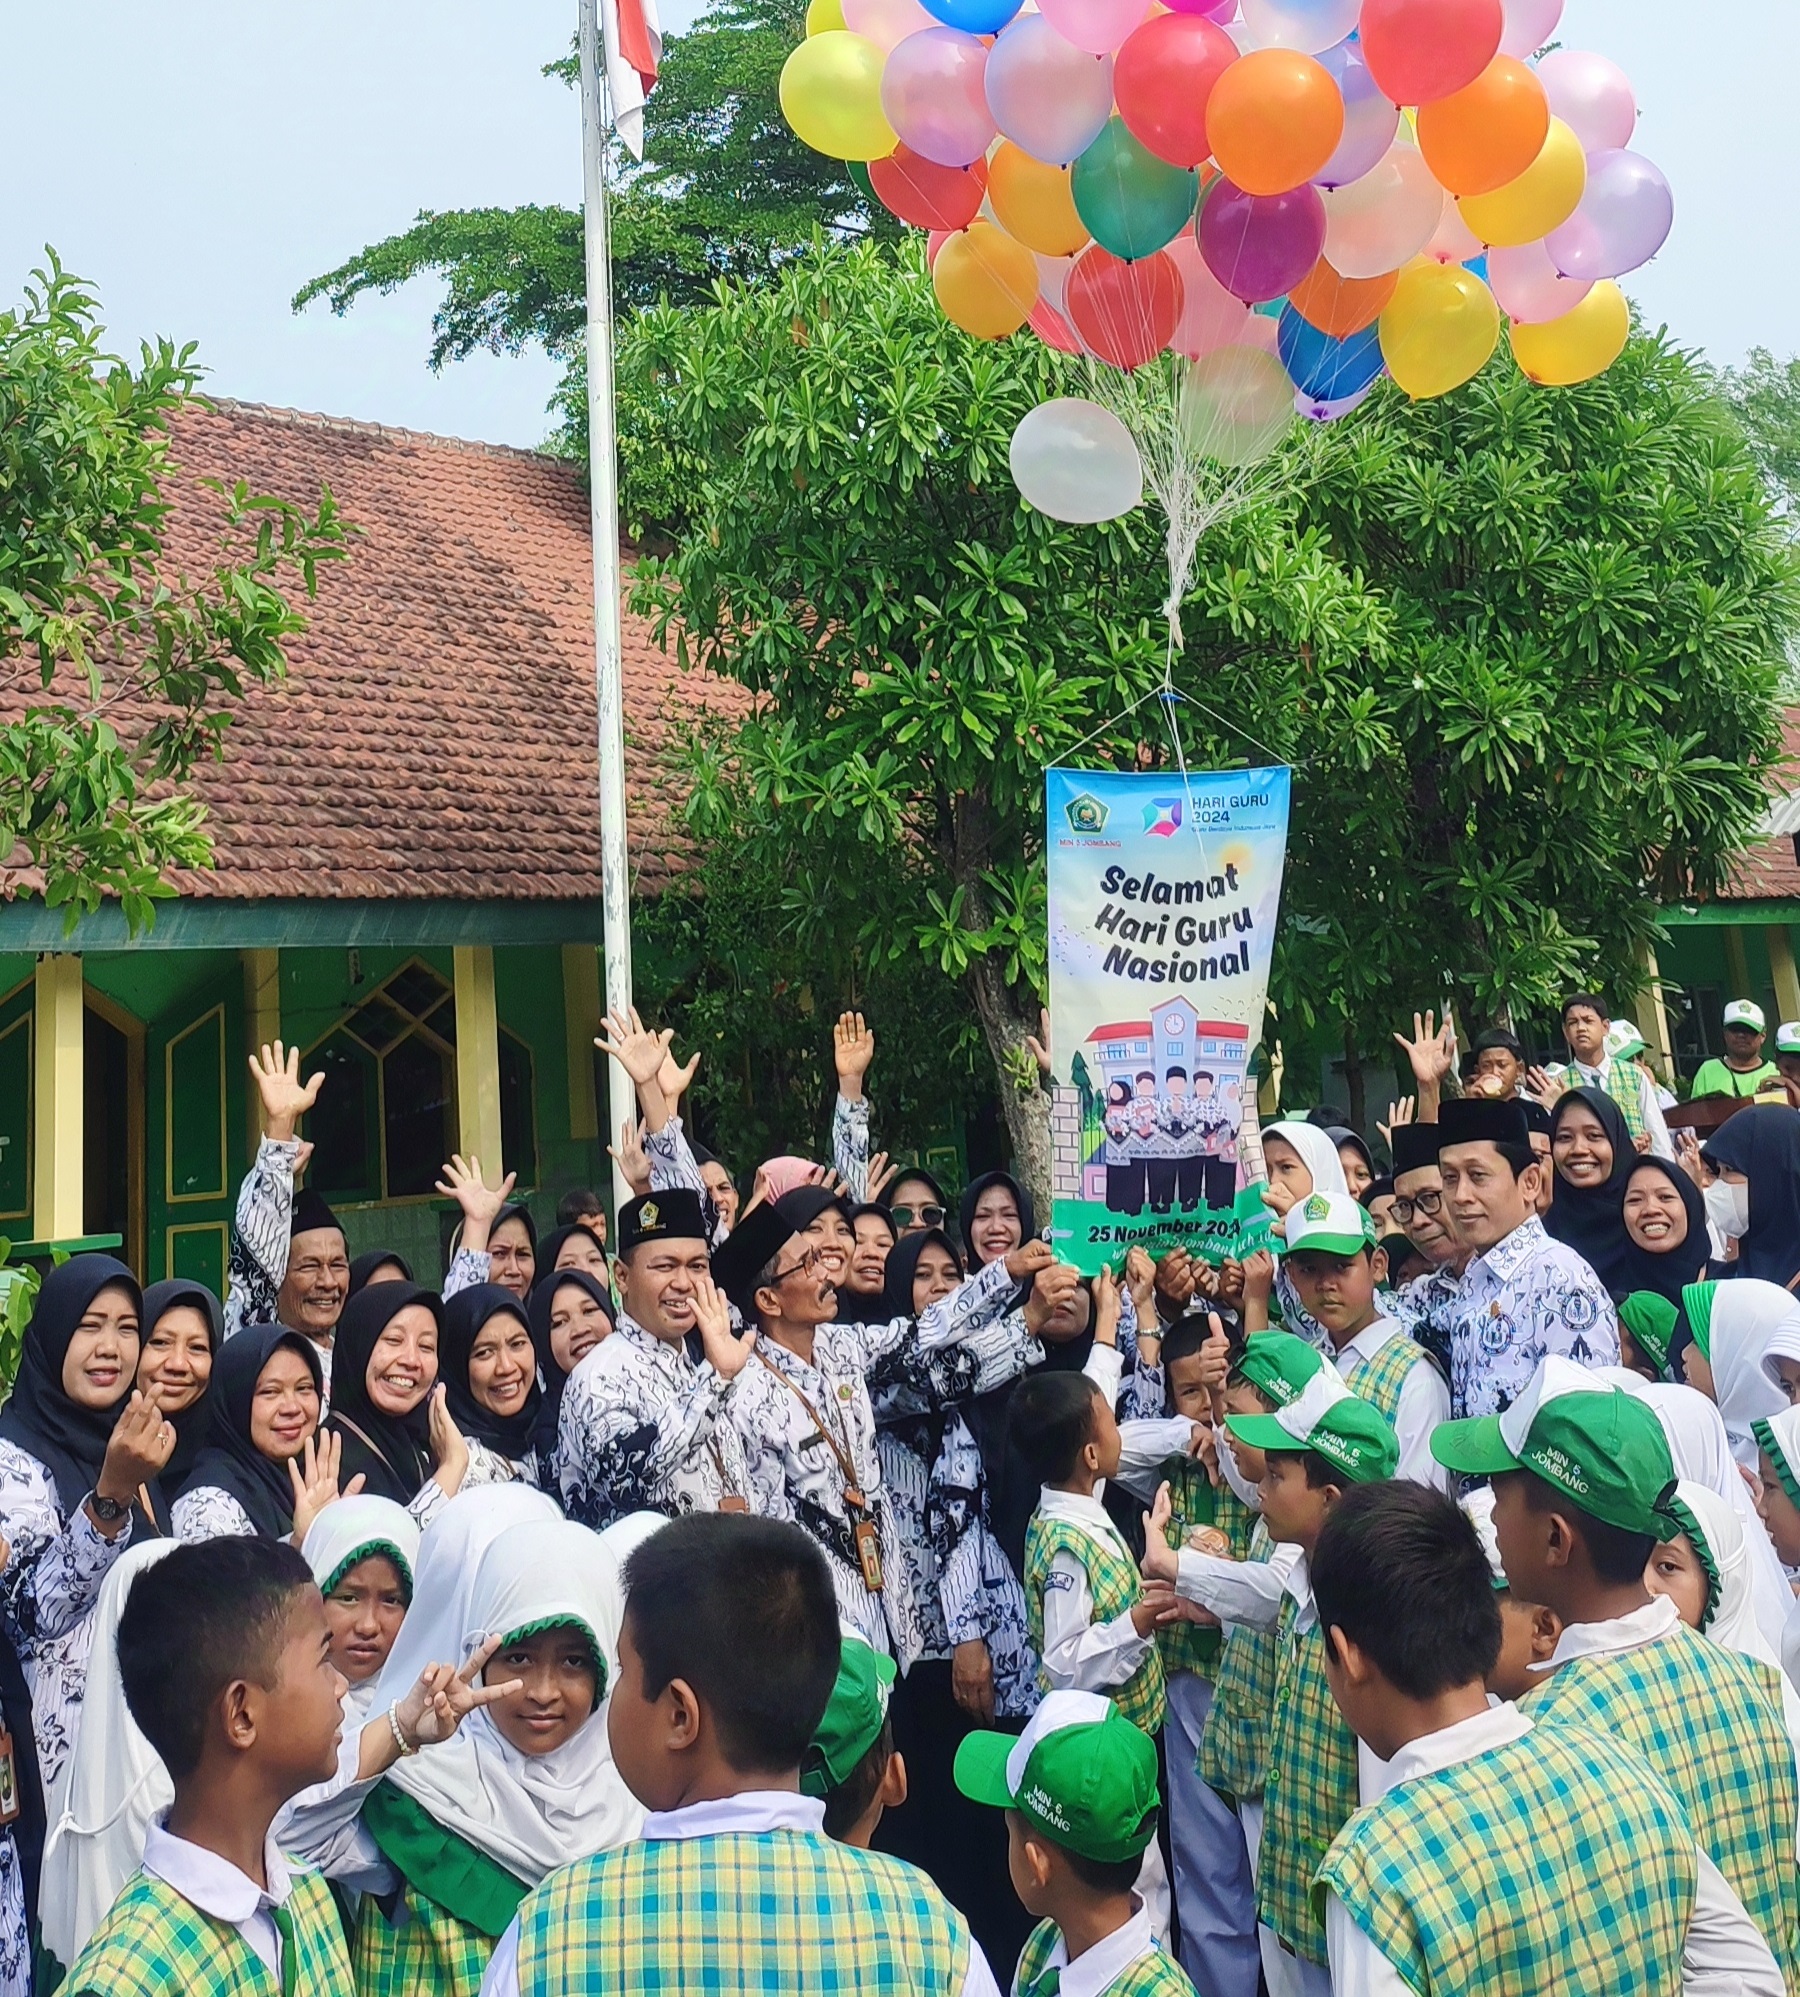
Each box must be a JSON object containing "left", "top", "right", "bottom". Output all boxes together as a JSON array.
[{"left": 1071, "top": 119, "right": 1198, "bottom": 263}]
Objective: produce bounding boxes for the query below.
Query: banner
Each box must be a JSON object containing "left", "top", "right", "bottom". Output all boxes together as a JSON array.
[{"left": 1045, "top": 765, "right": 1291, "bottom": 1275}]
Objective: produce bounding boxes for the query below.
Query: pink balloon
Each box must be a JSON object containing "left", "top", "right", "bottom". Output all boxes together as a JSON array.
[
  {"left": 1199, "top": 179, "right": 1327, "bottom": 304},
  {"left": 881, "top": 27, "right": 995, "bottom": 167},
  {"left": 1314, "top": 38, "right": 1401, "bottom": 191},
  {"left": 1165, "top": 232, "right": 1255, "bottom": 357},
  {"left": 1536, "top": 49, "right": 1637, "bottom": 154},
  {"left": 1038, "top": 0, "right": 1147, "bottom": 57},
  {"left": 985, "top": 16, "right": 1115, "bottom": 165},
  {"left": 1320, "top": 140, "right": 1445, "bottom": 280},
  {"left": 1497, "top": 0, "right": 1561, "bottom": 59},
  {"left": 1165, "top": 0, "right": 1236, "bottom": 14},
  {"left": 1030, "top": 296, "right": 1086, "bottom": 352},
  {"left": 1422, "top": 202, "right": 1483, "bottom": 265},
  {"left": 1035, "top": 252, "right": 1078, "bottom": 318},
  {"left": 1487, "top": 240, "right": 1592, "bottom": 324},
  {"left": 1545, "top": 149, "right": 1672, "bottom": 280},
  {"left": 843, "top": 0, "right": 937, "bottom": 49}
]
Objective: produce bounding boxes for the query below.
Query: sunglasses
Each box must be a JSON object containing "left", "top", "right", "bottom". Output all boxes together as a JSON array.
[
  {"left": 889, "top": 1203, "right": 946, "bottom": 1228},
  {"left": 1390, "top": 1188, "right": 1444, "bottom": 1222}
]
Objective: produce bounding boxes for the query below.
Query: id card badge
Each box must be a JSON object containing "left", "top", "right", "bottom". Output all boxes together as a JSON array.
[
  {"left": 845, "top": 1486, "right": 885, "bottom": 1593},
  {"left": 0, "top": 1730, "right": 21, "bottom": 1826},
  {"left": 718, "top": 1495, "right": 749, "bottom": 1514}
]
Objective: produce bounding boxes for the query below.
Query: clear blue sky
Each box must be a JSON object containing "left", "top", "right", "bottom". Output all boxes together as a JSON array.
[{"left": 3, "top": 0, "right": 1793, "bottom": 449}]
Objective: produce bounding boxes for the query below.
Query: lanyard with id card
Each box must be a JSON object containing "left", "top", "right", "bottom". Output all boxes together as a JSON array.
[{"left": 754, "top": 1348, "right": 884, "bottom": 1592}]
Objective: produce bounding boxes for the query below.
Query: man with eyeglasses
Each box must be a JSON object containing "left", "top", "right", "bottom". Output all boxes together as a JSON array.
[{"left": 1382, "top": 1124, "right": 1470, "bottom": 1380}]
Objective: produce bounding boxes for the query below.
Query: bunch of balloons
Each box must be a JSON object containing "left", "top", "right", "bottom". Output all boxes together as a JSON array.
[{"left": 779, "top": 0, "right": 1671, "bottom": 526}]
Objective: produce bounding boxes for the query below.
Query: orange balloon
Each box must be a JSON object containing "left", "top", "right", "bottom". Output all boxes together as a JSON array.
[
  {"left": 1205, "top": 50, "right": 1345, "bottom": 199},
  {"left": 932, "top": 222, "right": 1038, "bottom": 340},
  {"left": 1417, "top": 56, "right": 1549, "bottom": 198},
  {"left": 988, "top": 144, "right": 1089, "bottom": 259},
  {"left": 1289, "top": 259, "right": 1398, "bottom": 338}
]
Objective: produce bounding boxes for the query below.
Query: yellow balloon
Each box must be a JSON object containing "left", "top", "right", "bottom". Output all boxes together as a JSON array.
[
  {"left": 805, "top": 0, "right": 845, "bottom": 31},
  {"left": 933, "top": 222, "right": 1038, "bottom": 340},
  {"left": 1457, "top": 118, "right": 1586, "bottom": 249},
  {"left": 987, "top": 145, "right": 1089, "bottom": 259},
  {"left": 1509, "top": 279, "right": 1630, "bottom": 387},
  {"left": 1379, "top": 259, "right": 1500, "bottom": 400},
  {"left": 779, "top": 32, "right": 896, "bottom": 161}
]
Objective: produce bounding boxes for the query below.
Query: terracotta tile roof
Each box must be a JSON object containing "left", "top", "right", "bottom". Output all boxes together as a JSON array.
[
  {"left": 144, "top": 398, "right": 744, "bottom": 900},
  {"left": 1717, "top": 710, "right": 1800, "bottom": 902}
]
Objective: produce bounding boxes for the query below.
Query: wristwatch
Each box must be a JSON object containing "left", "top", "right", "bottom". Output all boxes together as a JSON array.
[{"left": 87, "top": 1493, "right": 129, "bottom": 1525}]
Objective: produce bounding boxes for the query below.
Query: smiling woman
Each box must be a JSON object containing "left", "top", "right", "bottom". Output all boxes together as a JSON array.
[
  {"left": 171, "top": 1324, "right": 324, "bottom": 1544},
  {"left": 423, "top": 1287, "right": 545, "bottom": 1527},
  {"left": 328, "top": 1284, "right": 450, "bottom": 1513}
]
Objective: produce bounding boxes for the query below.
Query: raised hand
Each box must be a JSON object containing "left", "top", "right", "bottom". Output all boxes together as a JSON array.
[
  {"left": 1393, "top": 1011, "right": 1457, "bottom": 1095},
  {"left": 399, "top": 1635, "right": 526, "bottom": 1748},
  {"left": 1024, "top": 1261, "right": 1081, "bottom": 1337},
  {"left": 596, "top": 1008, "right": 675, "bottom": 1092},
  {"left": 287, "top": 1430, "right": 366, "bottom": 1547},
  {"left": 1124, "top": 1245, "right": 1157, "bottom": 1317},
  {"left": 426, "top": 1385, "right": 470, "bottom": 1487},
  {"left": 1141, "top": 1482, "right": 1177, "bottom": 1582},
  {"left": 607, "top": 1117, "right": 652, "bottom": 1197},
  {"left": 249, "top": 1040, "right": 325, "bottom": 1143},
  {"left": 833, "top": 1011, "right": 875, "bottom": 1100},
  {"left": 691, "top": 1271, "right": 750, "bottom": 1380},
  {"left": 657, "top": 1043, "right": 701, "bottom": 1106},
  {"left": 1023, "top": 1006, "right": 1053, "bottom": 1079},
  {"left": 1092, "top": 1265, "right": 1122, "bottom": 1348},
  {"left": 1154, "top": 1248, "right": 1197, "bottom": 1320},
  {"left": 1378, "top": 1096, "right": 1415, "bottom": 1147},
  {"left": 434, "top": 1154, "right": 517, "bottom": 1256},
  {"left": 1003, "top": 1238, "right": 1054, "bottom": 1283},
  {"left": 866, "top": 1151, "right": 899, "bottom": 1202},
  {"left": 94, "top": 1393, "right": 177, "bottom": 1529}
]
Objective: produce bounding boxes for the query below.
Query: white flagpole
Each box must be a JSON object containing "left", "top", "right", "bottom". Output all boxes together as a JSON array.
[{"left": 578, "top": 0, "right": 639, "bottom": 1211}]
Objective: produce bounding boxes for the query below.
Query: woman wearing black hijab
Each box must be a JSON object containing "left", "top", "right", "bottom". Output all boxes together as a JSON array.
[
  {"left": 430, "top": 1285, "right": 543, "bottom": 1518},
  {"left": 526, "top": 1268, "right": 616, "bottom": 1486},
  {"left": 347, "top": 1250, "right": 413, "bottom": 1298},
  {"left": 1702, "top": 1104, "right": 1800, "bottom": 1289},
  {"left": 531, "top": 1222, "right": 611, "bottom": 1289},
  {"left": 132, "top": 1279, "right": 221, "bottom": 1528},
  {"left": 1618, "top": 1156, "right": 1711, "bottom": 1307},
  {"left": 326, "top": 1282, "right": 454, "bottom": 1511},
  {"left": 0, "top": 1257, "right": 175, "bottom": 1792},
  {"left": 1544, "top": 1087, "right": 1638, "bottom": 1292},
  {"left": 172, "top": 1323, "right": 325, "bottom": 1541},
  {"left": 831, "top": 1204, "right": 899, "bottom": 1326}
]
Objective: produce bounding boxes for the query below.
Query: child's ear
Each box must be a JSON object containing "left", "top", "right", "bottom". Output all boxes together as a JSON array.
[
  {"left": 1022, "top": 1833, "right": 1055, "bottom": 1893},
  {"left": 219, "top": 1678, "right": 257, "bottom": 1754},
  {"left": 1530, "top": 1605, "right": 1562, "bottom": 1661},
  {"left": 662, "top": 1675, "right": 705, "bottom": 1751},
  {"left": 879, "top": 1750, "right": 909, "bottom": 1813},
  {"left": 1542, "top": 1512, "right": 1575, "bottom": 1571}
]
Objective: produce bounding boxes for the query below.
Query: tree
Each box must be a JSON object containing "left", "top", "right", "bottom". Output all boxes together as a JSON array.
[
  {"left": 0, "top": 259, "right": 348, "bottom": 928},
  {"left": 293, "top": 0, "right": 897, "bottom": 452},
  {"left": 616, "top": 242, "right": 1797, "bottom": 1208},
  {"left": 1713, "top": 346, "right": 1800, "bottom": 518}
]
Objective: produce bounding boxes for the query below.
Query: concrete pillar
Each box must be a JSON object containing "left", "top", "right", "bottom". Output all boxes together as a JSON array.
[
  {"left": 32, "top": 954, "right": 83, "bottom": 1242},
  {"left": 242, "top": 949, "right": 281, "bottom": 1155},
  {"left": 1725, "top": 925, "right": 1752, "bottom": 1003},
  {"left": 561, "top": 944, "right": 603, "bottom": 1144},
  {"left": 1633, "top": 941, "right": 1677, "bottom": 1086},
  {"left": 453, "top": 946, "right": 505, "bottom": 1172},
  {"left": 1766, "top": 926, "right": 1800, "bottom": 1029}
]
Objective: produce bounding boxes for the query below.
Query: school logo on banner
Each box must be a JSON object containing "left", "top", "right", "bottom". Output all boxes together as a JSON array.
[{"left": 1044, "top": 766, "right": 1291, "bottom": 1275}]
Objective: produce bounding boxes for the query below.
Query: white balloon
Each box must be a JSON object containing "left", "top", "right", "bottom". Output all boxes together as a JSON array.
[
  {"left": 1321, "top": 139, "right": 1446, "bottom": 280},
  {"left": 1010, "top": 399, "right": 1144, "bottom": 522},
  {"left": 1497, "top": 0, "right": 1562, "bottom": 60},
  {"left": 1179, "top": 345, "right": 1294, "bottom": 467},
  {"left": 1237, "top": 0, "right": 1359, "bottom": 55}
]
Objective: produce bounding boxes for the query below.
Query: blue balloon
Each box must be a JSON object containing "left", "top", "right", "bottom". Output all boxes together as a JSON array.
[
  {"left": 1463, "top": 254, "right": 1490, "bottom": 282},
  {"left": 1276, "top": 306, "right": 1386, "bottom": 405},
  {"left": 920, "top": 0, "right": 1021, "bottom": 31}
]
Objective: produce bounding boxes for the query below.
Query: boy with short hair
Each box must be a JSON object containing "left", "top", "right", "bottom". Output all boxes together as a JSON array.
[
  {"left": 1312, "top": 1481, "right": 1784, "bottom": 1995},
  {"left": 487, "top": 1513, "right": 999, "bottom": 1997},
  {"left": 801, "top": 1630, "right": 908, "bottom": 1848},
  {"left": 63, "top": 1537, "right": 355, "bottom": 1997},
  {"left": 955, "top": 1692, "right": 1195, "bottom": 1997},
  {"left": 1434, "top": 1355, "right": 1800, "bottom": 1985},
  {"left": 1458, "top": 1487, "right": 1562, "bottom": 1702}
]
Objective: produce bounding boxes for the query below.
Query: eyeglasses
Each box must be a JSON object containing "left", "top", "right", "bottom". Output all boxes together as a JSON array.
[
  {"left": 1391, "top": 1188, "right": 1444, "bottom": 1222},
  {"left": 889, "top": 1203, "right": 946, "bottom": 1228},
  {"left": 770, "top": 1245, "right": 824, "bottom": 1284}
]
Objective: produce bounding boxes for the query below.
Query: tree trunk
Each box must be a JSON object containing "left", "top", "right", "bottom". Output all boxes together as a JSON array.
[{"left": 967, "top": 950, "right": 1053, "bottom": 1228}]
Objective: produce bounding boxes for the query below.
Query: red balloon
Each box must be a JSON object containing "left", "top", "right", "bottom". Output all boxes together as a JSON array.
[
  {"left": 1066, "top": 247, "right": 1183, "bottom": 370},
  {"left": 1359, "top": 0, "right": 1501, "bottom": 107},
  {"left": 869, "top": 145, "right": 988, "bottom": 232},
  {"left": 1029, "top": 296, "right": 1084, "bottom": 354},
  {"left": 1114, "top": 15, "right": 1238, "bottom": 171}
]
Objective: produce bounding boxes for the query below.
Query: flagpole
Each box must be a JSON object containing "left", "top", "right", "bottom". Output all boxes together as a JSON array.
[{"left": 578, "top": 0, "right": 638, "bottom": 1211}]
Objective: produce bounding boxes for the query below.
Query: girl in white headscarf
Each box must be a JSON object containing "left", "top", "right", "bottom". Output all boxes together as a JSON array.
[
  {"left": 1258, "top": 1121, "right": 1350, "bottom": 1347},
  {"left": 353, "top": 1513, "right": 643, "bottom": 1997},
  {"left": 1678, "top": 1280, "right": 1797, "bottom": 1468}
]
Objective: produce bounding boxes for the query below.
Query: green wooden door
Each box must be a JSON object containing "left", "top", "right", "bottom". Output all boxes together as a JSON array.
[
  {"left": 146, "top": 971, "right": 247, "bottom": 1290},
  {"left": 0, "top": 978, "right": 32, "bottom": 1241}
]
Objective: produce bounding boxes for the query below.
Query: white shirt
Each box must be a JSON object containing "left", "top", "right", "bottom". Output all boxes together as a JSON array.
[
  {"left": 1173, "top": 1533, "right": 1303, "bottom": 1632},
  {"left": 1567, "top": 1056, "right": 1675, "bottom": 1161},
  {"left": 1035, "top": 1488, "right": 1152, "bottom": 1693},
  {"left": 140, "top": 1816, "right": 298, "bottom": 1981},
  {"left": 1010, "top": 1894, "right": 1160, "bottom": 1997},
  {"left": 479, "top": 1791, "right": 1002, "bottom": 1997},
  {"left": 1329, "top": 1319, "right": 1450, "bottom": 1491},
  {"left": 1323, "top": 1703, "right": 1783, "bottom": 1997}
]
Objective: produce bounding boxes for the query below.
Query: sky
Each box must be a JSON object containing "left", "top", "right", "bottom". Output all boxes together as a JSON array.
[{"left": 2, "top": 0, "right": 1794, "bottom": 450}]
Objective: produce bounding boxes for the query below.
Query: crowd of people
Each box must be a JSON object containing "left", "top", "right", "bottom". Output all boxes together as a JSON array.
[{"left": 4, "top": 984, "right": 1800, "bottom": 1996}]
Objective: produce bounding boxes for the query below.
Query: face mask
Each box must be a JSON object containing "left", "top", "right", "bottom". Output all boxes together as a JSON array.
[{"left": 1704, "top": 1177, "right": 1750, "bottom": 1241}]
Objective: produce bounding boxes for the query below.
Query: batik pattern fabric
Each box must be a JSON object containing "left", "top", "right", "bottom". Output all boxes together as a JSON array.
[
  {"left": 511, "top": 1829, "right": 968, "bottom": 1997},
  {"left": 438, "top": 1252, "right": 488, "bottom": 1304},
  {"left": 644, "top": 1116, "right": 727, "bottom": 1247},
  {"left": 170, "top": 1486, "right": 259, "bottom": 1543},
  {"left": 409, "top": 1439, "right": 532, "bottom": 1531},
  {"left": 1318, "top": 1720, "right": 1695, "bottom": 1997},
  {"left": 1386, "top": 1268, "right": 1462, "bottom": 1377},
  {"left": 1023, "top": 1515, "right": 1167, "bottom": 1734},
  {"left": 1015, "top": 1919, "right": 1194, "bottom": 1997},
  {"left": 1197, "top": 1520, "right": 1277, "bottom": 1806},
  {"left": 1519, "top": 1623, "right": 1800, "bottom": 1987},
  {"left": 553, "top": 1312, "right": 748, "bottom": 1529},
  {"left": 224, "top": 1137, "right": 298, "bottom": 1340},
  {"left": 1259, "top": 1600, "right": 1358, "bottom": 1966},
  {"left": 63, "top": 1867, "right": 353, "bottom": 1997},
  {"left": 1443, "top": 1216, "right": 1619, "bottom": 1421},
  {"left": 0, "top": 1442, "right": 129, "bottom": 1791},
  {"left": 0, "top": 1836, "right": 25, "bottom": 1997},
  {"left": 351, "top": 1883, "right": 495, "bottom": 1997},
  {"left": 1273, "top": 1262, "right": 1331, "bottom": 1351},
  {"left": 941, "top": 1516, "right": 1040, "bottom": 1719}
]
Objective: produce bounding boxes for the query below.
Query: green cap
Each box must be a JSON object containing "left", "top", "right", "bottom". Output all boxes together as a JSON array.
[
  {"left": 1283, "top": 1191, "right": 1376, "bottom": 1260},
  {"left": 954, "top": 1691, "right": 1160, "bottom": 1865},
  {"left": 800, "top": 1632, "right": 897, "bottom": 1797},
  {"left": 1225, "top": 1371, "right": 1398, "bottom": 1485},
  {"left": 1618, "top": 1292, "right": 1679, "bottom": 1379},
  {"left": 1683, "top": 1283, "right": 1718, "bottom": 1360},
  {"left": 1235, "top": 1331, "right": 1327, "bottom": 1408},
  {"left": 1430, "top": 1356, "right": 1679, "bottom": 1540}
]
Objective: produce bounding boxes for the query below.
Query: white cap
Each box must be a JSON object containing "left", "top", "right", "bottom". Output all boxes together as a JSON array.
[
  {"left": 1000, "top": 1689, "right": 1113, "bottom": 1794},
  {"left": 1460, "top": 1486, "right": 1506, "bottom": 1587},
  {"left": 1724, "top": 1000, "right": 1766, "bottom": 1032},
  {"left": 1261, "top": 1366, "right": 1353, "bottom": 1444},
  {"left": 1283, "top": 1191, "right": 1375, "bottom": 1257},
  {"left": 1605, "top": 1019, "right": 1647, "bottom": 1060},
  {"left": 1777, "top": 1022, "right": 1800, "bottom": 1056}
]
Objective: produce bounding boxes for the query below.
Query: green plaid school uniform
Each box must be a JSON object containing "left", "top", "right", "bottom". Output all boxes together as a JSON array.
[
  {"left": 1521, "top": 1622, "right": 1800, "bottom": 1988},
  {"left": 1565, "top": 1056, "right": 1649, "bottom": 1144},
  {"left": 1015, "top": 1917, "right": 1195, "bottom": 1997},
  {"left": 1155, "top": 1456, "right": 1225, "bottom": 1680},
  {"left": 1317, "top": 1721, "right": 1695, "bottom": 1997},
  {"left": 1196, "top": 1518, "right": 1278, "bottom": 1805},
  {"left": 1025, "top": 1511, "right": 1168, "bottom": 1734},
  {"left": 1258, "top": 1596, "right": 1358, "bottom": 1966},
  {"left": 512, "top": 1826, "right": 969, "bottom": 1995},
  {"left": 352, "top": 1882, "right": 495, "bottom": 1997},
  {"left": 63, "top": 1867, "right": 353, "bottom": 1997},
  {"left": 1344, "top": 1332, "right": 1430, "bottom": 1429}
]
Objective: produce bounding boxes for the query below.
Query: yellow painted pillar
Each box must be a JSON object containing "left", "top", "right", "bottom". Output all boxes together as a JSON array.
[
  {"left": 562, "top": 944, "right": 602, "bottom": 1143},
  {"left": 453, "top": 946, "right": 505, "bottom": 1171},
  {"left": 32, "top": 954, "right": 84, "bottom": 1242},
  {"left": 1633, "top": 941, "right": 1677, "bottom": 1086},
  {"left": 1725, "top": 925, "right": 1752, "bottom": 1003},
  {"left": 1767, "top": 926, "right": 1800, "bottom": 1029},
  {"left": 242, "top": 949, "right": 281, "bottom": 1154}
]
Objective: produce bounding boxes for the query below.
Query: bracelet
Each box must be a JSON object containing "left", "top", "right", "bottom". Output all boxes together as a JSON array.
[{"left": 387, "top": 1703, "right": 418, "bottom": 1758}]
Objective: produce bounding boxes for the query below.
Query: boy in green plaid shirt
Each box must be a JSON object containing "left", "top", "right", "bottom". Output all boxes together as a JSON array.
[
  {"left": 1310, "top": 1479, "right": 1783, "bottom": 1997},
  {"left": 1435, "top": 1354, "right": 1800, "bottom": 1990}
]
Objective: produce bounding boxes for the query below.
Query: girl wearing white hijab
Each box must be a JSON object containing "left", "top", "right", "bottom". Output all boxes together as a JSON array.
[
  {"left": 354, "top": 1514, "right": 643, "bottom": 1996},
  {"left": 1258, "top": 1121, "right": 1350, "bottom": 1347},
  {"left": 1679, "top": 1280, "right": 1797, "bottom": 1468}
]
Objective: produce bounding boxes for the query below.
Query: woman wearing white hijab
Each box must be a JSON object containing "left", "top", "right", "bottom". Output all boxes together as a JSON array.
[
  {"left": 355, "top": 1514, "right": 643, "bottom": 1996},
  {"left": 1679, "top": 1280, "right": 1797, "bottom": 1468},
  {"left": 1259, "top": 1120, "right": 1350, "bottom": 1347}
]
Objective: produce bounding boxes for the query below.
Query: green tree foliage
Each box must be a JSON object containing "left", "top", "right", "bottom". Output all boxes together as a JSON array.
[
  {"left": 616, "top": 242, "right": 1797, "bottom": 1205},
  {"left": 0, "top": 260, "right": 349, "bottom": 928},
  {"left": 1713, "top": 346, "right": 1800, "bottom": 516}
]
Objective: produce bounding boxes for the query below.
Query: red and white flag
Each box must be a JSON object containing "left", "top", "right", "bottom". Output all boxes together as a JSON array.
[{"left": 601, "top": 0, "right": 662, "bottom": 159}]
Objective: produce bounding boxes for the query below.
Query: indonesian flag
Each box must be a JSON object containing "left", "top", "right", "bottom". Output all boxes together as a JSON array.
[{"left": 602, "top": 0, "right": 662, "bottom": 160}]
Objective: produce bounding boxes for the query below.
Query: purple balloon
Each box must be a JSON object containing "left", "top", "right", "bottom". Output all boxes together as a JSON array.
[
  {"left": 1297, "top": 379, "right": 1378, "bottom": 423},
  {"left": 1313, "top": 38, "right": 1400, "bottom": 190},
  {"left": 1545, "top": 149, "right": 1673, "bottom": 282},
  {"left": 1199, "top": 179, "right": 1326, "bottom": 304}
]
